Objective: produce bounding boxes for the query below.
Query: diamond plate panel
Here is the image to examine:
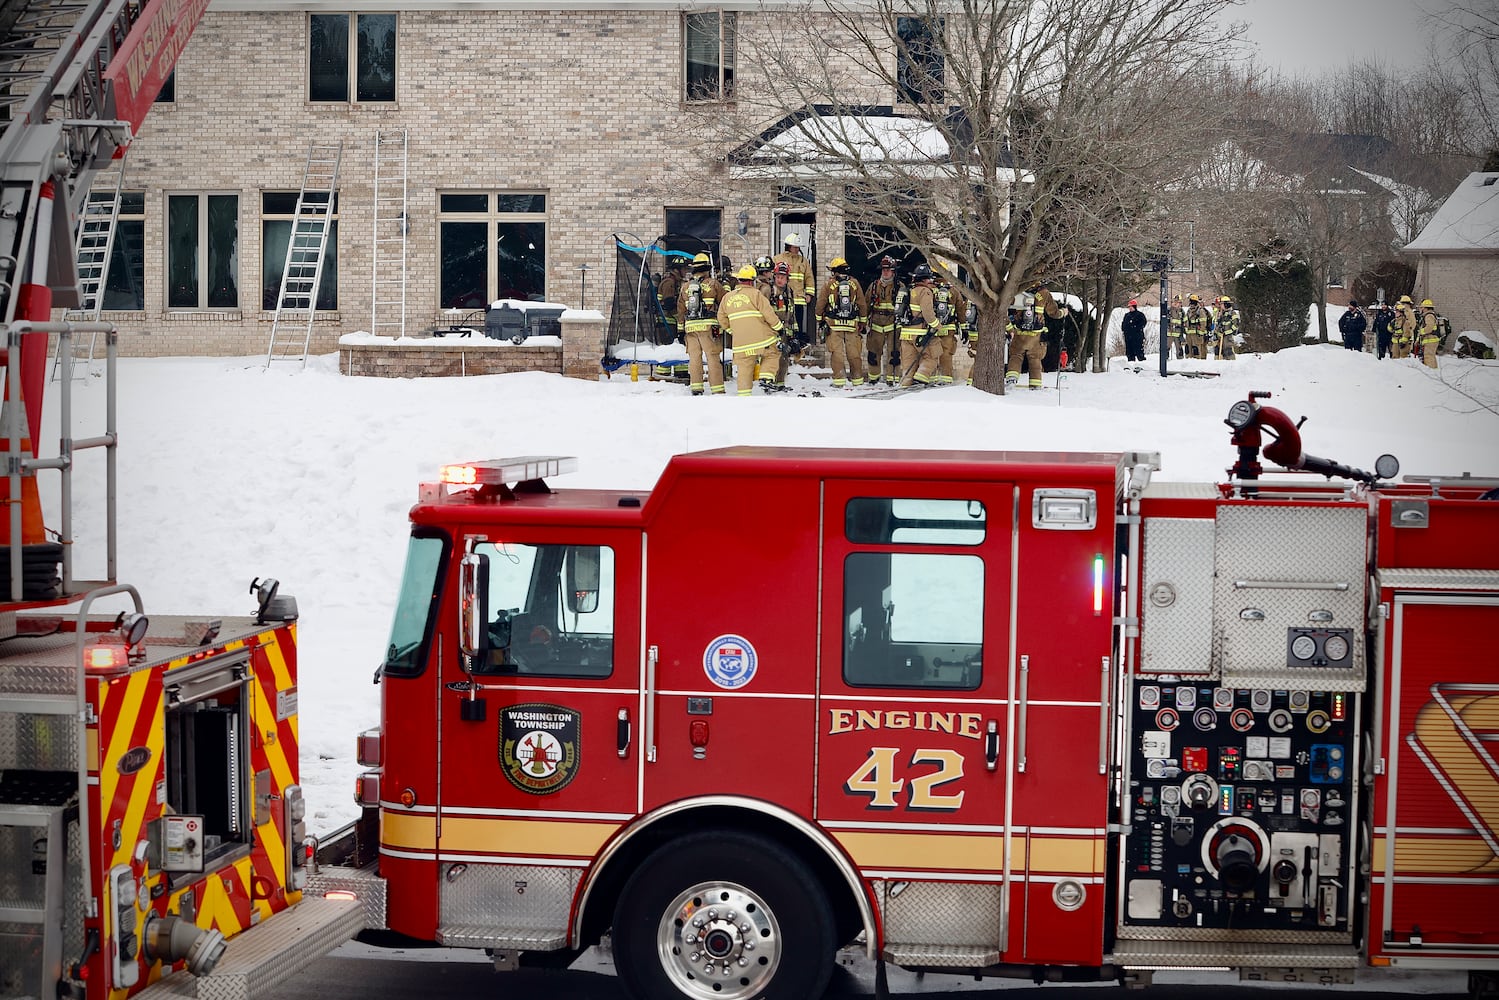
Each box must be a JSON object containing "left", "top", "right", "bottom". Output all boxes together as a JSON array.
[
  {"left": 1115, "top": 921, "right": 1353, "bottom": 944},
  {"left": 1107, "top": 937, "right": 1358, "bottom": 966},
  {"left": 194, "top": 896, "right": 364, "bottom": 1000},
  {"left": 1215, "top": 506, "right": 1367, "bottom": 691},
  {"left": 306, "top": 865, "right": 387, "bottom": 931},
  {"left": 0, "top": 714, "right": 80, "bottom": 770},
  {"left": 439, "top": 862, "right": 577, "bottom": 935},
  {"left": 1140, "top": 518, "right": 1217, "bottom": 676},
  {"left": 875, "top": 880, "right": 1003, "bottom": 951},
  {"left": 883, "top": 942, "right": 1002, "bottom": 968},
  {"left": 0, "top": 659, "right": 80, "bottom": 696}
]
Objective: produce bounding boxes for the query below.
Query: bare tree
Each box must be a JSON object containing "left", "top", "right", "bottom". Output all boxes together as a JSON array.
[{"left": 691, "top": 0, "right": 1242, "bottom": 393}]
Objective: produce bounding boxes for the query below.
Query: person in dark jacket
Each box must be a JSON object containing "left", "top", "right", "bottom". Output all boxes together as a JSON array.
[
  {"left": 1337, "top": 300, "right": 1367, "bottom": 352},
  {"left": 1121, "top": 299, "right": 1147, "bottom": 362},
  {"left": 1372, "top": 304, "right": 1394, "bottom": 359}
]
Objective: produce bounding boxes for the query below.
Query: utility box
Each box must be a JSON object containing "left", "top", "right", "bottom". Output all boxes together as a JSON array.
[{"left": 485, "top": 304, "right": 527, "bottom": 344}]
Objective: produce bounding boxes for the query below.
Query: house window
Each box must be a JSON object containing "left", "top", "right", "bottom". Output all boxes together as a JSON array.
[
  {"left": 439, "top": 193, "right": 547, "bottom": 308},
  {"left": 167, "top": 193, "right": 238, "bottom": 309},
  {"left": 155, "top": 70, "right": 174, "bottom": 104},
  {"left": 262, "top": 192, "right": 339, "bottom": 310},
  {"left": 896, "top": 16, "right": 944, "bottom": 104},
  {"left": 309, "top": 13, "right": 396, "bottom": 103},
  {"left": 663, "top": 208, "right": 723, "bottom": 264},
  {"left": 102, "top": 191, "right": 145, "bottom": 311},
  {"left": 684, "top": 11, "right": 735, "bottom": 102}
]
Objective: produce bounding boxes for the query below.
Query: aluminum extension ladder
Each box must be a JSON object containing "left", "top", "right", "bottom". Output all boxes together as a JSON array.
[
  {"left": 370, "top": 128, "right": 408, "bottom": 339},
  {"left": 266, "top": 141, "right": 342, "bottom": 368},
  {"left": 53, "top": 162, "right": 128, "bottom": 381}
]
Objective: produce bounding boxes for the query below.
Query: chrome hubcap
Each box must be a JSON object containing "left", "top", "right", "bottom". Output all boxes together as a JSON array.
[{"left": 656, "top": 881, "right": 780, "bottom": 999}]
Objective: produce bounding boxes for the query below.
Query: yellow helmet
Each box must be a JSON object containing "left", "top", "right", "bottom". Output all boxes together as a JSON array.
[
  {"left": 691, "top": 252, "right": 712, "bottom": 270},
  {"left": 829, "top": 256, "right": 849, "bottom": 271},
  {"left": 735, "top": 264, "right": 757, "bottom": 281},
  {"left": 1399, "top": 294, "right": 1412, "bottom": 304},
  {"left": 1421, "top": 298, "right": 1434, "bottom": 308},
  {"left": 1188, "top": 294, "right": 1201, "bottom": 303}
]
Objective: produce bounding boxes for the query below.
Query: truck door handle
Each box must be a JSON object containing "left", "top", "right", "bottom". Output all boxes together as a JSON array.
[
  {"left": 985, "top": 719, "right": 999, "bottom": 771},
  {"left": 617, "top": 708, "right": 631, "bottom": 758},
  {"left": 1016, "top": 654, "right": 1030, "bottom": 773}
]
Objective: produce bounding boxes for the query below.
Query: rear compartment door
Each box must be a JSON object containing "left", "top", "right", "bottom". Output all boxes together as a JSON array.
[{"left": 1375, "top": 588, "right": 1499, "bottom": 953}]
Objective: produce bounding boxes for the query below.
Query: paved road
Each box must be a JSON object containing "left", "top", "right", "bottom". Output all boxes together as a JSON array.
[{"left": 273, "top": 940, "right": 1471, "bottom": 999}]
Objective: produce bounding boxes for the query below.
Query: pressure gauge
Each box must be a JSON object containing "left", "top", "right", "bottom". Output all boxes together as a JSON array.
[
  {"left": 1226, "top": 399, "right": 1256, "bottom": 430},
  {"left": 1291, "top": 634, "right": 1317, "bottom": 660},
  {"left": 1324, "top": 634, "right": 1350, "bottom": 661}
]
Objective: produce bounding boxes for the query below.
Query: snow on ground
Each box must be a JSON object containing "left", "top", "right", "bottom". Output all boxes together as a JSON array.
[{"left": 41, "top": 343, "right": 1499, "bottom": 833}]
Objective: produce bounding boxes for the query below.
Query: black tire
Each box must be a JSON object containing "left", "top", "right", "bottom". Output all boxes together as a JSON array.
[{"left": 611, "top": 829, "right": 835, "bottom": 1000}]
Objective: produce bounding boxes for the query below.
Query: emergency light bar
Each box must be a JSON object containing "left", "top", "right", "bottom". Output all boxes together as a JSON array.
[{"left": 439, "top": 456, "right": 578, "bottom": 486}]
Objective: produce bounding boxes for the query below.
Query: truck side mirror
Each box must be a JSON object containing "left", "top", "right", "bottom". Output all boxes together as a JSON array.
[
  {"left": 459, "top": 552, "right": 490, "bottom": 663},
  {"left": 565, "top": 546, "right": 600, "bottom": 615}
]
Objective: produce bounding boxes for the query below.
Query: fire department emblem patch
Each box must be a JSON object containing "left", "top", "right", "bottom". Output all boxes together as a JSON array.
[
  {"left": 498, "top": 703, "right": 581, "bottom": 795},
  {"left": 703, "top": 634, "right": 757, "bottom": 689}
]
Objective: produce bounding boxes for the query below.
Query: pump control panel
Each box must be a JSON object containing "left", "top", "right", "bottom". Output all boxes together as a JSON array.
[{"left": 1121, "top": 680, "right": 1356, "bottom": 934}]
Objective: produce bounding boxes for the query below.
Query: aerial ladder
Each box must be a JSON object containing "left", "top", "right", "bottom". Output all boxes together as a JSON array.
[{"left": 0, "top": 0, "right": 199, "bottom": 602}]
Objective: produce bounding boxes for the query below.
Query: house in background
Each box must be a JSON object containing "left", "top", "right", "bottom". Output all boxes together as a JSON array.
[
  {"left": 68, "top": 0, "right": 972, "bottom": 357},
  {"left": 1404, "top": 172, "right": 1499, "bottom": 338}
]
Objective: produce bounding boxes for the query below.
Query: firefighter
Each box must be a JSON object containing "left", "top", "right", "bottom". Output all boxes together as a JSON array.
[
  {"left": 933, "top": 262, "right": 966, "bottom": 385},
  {"left": 1167, "top": 293, "right": 1185, "bottom": 359},
  {"left": 896, "top": 263, "right": 942, "bottom": 387},
  {"left": 1417, "top": 298, "right": 1441, "bottom": 369},
  {"left": 1031, "top": 283, "right": 1068, "bottom": 369},
  {"left": 815, "top": 256, "right": 868, "bottom": 388},
  {"left": 1121, "top": 299, "right": 1147, "bottom": 362},
  {"left": 865, "top": 256, "right": 901, "bottom": 385},
  {"left": 1393, "top": 295, "right": 1417, "bottom": 359},
  {"left": 758, "top": 260, "right": 800, "bottom": 391},
  {"left": 718, "top": 264, "right": 787, "bottom": 396},
  {"left": 657, "top": 256, "right": 686, "bottom": 342},
  {"left": 1182, "top": 294, "right": 1212, "bottom": 359},
  {"left": 772, "top": 233, "right": 813, "bottom": 346},
  {"left": 963, "top": 298, "right": 980, "bottom": 384},
  {"left": 1006, "top": 303, "right": 1045, "bottom": 389},
  {"left": 1216, "top": 296, "right": 1239, "bottom": 360},
  {"left": 676, "top": 253, "right": 725, "bottom": 395}
]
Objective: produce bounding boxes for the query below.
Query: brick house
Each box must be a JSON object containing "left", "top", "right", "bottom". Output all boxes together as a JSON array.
[
  {"left": 1404, "top": 172, "right": 1499, "bottom": 339},
  {"left": 84, "top": 0, "right": 952, "bottom": 357}
]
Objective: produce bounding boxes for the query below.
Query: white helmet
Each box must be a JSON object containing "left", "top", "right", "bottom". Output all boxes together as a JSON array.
[{"left": 782, "top": 232, "right": 802, "bottom": 248}]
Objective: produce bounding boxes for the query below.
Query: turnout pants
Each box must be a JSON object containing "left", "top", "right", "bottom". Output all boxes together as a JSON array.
[
  {"left": 684, "top": 327, "right": 725, "bottom": 393},
  {"left": 898, "top": 332, "right": 941, "bottom": 386},
  {"left": 937, "top": 331, "right": 957, "bottom": 383},
  {"left": 1006, "top": 332, "right": 1044, "bottom": 388},
  {"left": 825, "top": 324, "right": 865, "bottom": 387}
]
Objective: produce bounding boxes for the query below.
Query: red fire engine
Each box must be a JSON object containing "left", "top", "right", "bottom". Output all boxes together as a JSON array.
[
  {"left": 336, "top": 392, "right": 1499, "bottom": 999},
  {"left": 0, "top": 0, "right": 361, "bottom": 997}
]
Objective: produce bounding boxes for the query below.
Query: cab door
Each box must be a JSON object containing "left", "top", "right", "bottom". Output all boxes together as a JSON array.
[
  {"left": 432, "top": 529, "right": 642, "bottom": 944},
  {"left": 815, "top": 480, "right": 1015, "bottom": 964}
]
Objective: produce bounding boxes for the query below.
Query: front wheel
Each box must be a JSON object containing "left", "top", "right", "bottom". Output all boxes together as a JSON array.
[{"left": 612, "top": 830, "right": 835, "bottom": 1000}]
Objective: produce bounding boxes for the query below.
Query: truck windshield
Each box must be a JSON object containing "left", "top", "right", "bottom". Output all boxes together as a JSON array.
[{"left": 382, "top": 531, "right": 448, "bottom": 678}]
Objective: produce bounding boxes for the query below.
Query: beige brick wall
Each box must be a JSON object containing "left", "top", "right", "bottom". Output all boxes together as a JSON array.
[
  {"left": 93, "top": 7, "right": 894, "bottom": 357},
  {"left": 341, "top": 341, "right": 561, "bottom": 377}
]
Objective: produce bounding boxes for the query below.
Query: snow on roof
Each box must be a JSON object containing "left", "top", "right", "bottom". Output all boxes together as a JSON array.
[{"left": 1404, "top": 172, "right": 1499, "bottom": 253}]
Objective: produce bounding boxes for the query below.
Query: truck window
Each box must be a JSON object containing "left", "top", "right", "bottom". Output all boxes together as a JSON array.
[
  {"left": 842, "top": 552, "right": 983, "bottom": 690},
  {"left": 846, "top": 497, "right": 986, "bottom": 545},
  {"left": 382, "top": 531, "right": 448, "bottom": 678},
  {"left": 478, "top": 542, "right": 615, "bottom": 678}
]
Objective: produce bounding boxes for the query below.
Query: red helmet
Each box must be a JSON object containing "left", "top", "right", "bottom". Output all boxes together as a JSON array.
[
  {"left": 774, "top": 261, "right": 790, "bottom": 276},
  {"left": 1128, "top": 299, "right": 1138, "bottom": 307}
]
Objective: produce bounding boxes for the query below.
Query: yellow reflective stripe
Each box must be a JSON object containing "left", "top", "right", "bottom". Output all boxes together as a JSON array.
[{"left": 734, "top": 336, "right": 778, "bottom": 353}]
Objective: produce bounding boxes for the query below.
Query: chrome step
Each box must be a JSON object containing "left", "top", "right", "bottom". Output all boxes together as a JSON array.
[
  {"left": 305, "top": 864, "right": 387, "bottom": 931},
  {"left": 1106, "top": 937, "right": 1359, "bottom": 969},
  {"left": 884, "top": 943, "right": 1002, "bottom": 968},
  {"left": 436, "top": 924, "right": 566, "bottom": 951}
]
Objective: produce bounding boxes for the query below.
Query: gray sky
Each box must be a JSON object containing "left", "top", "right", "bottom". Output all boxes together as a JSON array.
[{"left": 1228, "top": 0, "right": 1463, "bottom": 77}]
